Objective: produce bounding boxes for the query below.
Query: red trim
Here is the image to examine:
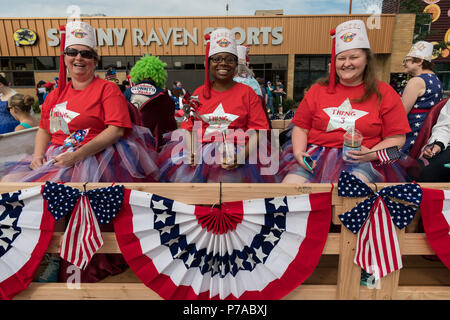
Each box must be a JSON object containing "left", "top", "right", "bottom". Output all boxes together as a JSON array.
[
  {"left": 420, "top": 188, "right": 450, "bottom": 269},
  {"left": 114, "top": 189, "right": 331, "bottom": 300},
  {"left": 409, "top": 108, "right": 430, "bottom": 114}
]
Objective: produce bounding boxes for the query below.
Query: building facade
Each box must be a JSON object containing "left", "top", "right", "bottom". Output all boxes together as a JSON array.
[{"left": 0, "top": 14, "right": 416, "bottom": 101}]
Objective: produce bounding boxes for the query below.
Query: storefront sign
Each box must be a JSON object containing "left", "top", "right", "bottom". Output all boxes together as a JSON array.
[
  {"left": 14, "top": 28, "right": 38, "bottom": 46},
  {"left": 47, "top": 26, "right": 283, "bottom": 47}
]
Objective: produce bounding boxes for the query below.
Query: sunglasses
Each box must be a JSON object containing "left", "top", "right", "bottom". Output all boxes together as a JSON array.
[
  {"left": 402, "top": 58, "right": 413, "bottom": 64},
  {"left": 210, "top": 55, "right": 237, "bottom": 64},
  {"left": 64, "top": 48, "right": 97, "bottom": 59}
]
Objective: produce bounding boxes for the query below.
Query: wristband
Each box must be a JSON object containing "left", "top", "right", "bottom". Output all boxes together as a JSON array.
[{"left": 434, "top": 141, "right": 445, "bottom": 151}]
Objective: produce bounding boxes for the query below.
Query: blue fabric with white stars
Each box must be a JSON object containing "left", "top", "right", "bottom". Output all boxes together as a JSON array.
[
  {"left": 150, "top": 193, "right": 286, "bottom": 278},
  {"left": 401, "top": 73, "right": 443, "bottom": 155},
  {"left": 337, "top": 171, "right": 422, "bottom": 233},
  {"left": 42, "top": 182, "right": 124, "bottom": 225},
  {"left": 0, "top": 191, "right": 23, "bottom": 257}
]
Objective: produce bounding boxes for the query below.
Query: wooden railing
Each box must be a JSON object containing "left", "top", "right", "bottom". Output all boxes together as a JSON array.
[{"left": 0, "top": 182, "right": 448, "bottom": 300}]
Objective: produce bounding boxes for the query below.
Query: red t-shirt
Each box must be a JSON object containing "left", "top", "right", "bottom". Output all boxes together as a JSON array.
[
  {"left": 292, "top": 81, "right": 410, "bottom": 149},
  {"left": 181, "top": 83, "right": 269, "bottom": 142},
  {"left": 40, "top": 77, "right": 132, "bottom": 146}
]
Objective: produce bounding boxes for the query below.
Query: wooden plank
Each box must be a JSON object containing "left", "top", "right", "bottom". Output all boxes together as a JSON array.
[
  {"left": 336, "top": 197, "right": 362, "bottom": 299},
  {"left": 283, "top": 285, "right": 337, "bottom": 300},
  {"left": 360, "top": 286, "right": 450, "bottom": 300},
  {"left": 0, "top": 182, "right": 333, "bottom": 204},
  {"left": 13, "top": 283, "right": 163, "bottom": 300}
]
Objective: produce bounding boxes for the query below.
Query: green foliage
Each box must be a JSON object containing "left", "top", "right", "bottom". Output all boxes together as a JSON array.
[
  {"left": 399, "top": 0, "right": 433, "bottom": 42},
  {"left": 32, "top": 99, "right": 40, "bottom": 114},
  {"left": 282, "top": 98, "right": 297, "bottom": 111}
]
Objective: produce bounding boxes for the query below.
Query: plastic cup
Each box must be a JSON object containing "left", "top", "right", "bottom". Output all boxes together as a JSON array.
[{"left": 343, "top": 129, "right": 363, "bottom": 161}]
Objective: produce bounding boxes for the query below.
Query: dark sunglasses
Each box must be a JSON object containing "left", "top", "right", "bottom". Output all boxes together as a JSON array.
[
  {"left": 210, "top": 55, "right": 237, "bottom": 64},
  {"left": 64, "top": 48, "right": 97, "bottom": 59}
]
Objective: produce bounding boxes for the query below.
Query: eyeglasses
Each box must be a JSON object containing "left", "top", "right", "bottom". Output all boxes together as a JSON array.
[
  {"left": 403, "top": 58, "right": 413, "bottom": 64},
  {"left": 210, "top": 55, "right": 237, "bottom": 64},
  {"left": 64, "top": 48, "right": 97, "bottom": 59}
]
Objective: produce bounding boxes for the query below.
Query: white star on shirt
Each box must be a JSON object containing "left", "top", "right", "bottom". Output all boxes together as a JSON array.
[
  {"left": 200, "top": 103, "right": 239, "bottom": 136},
  {"left": 269, "top": 197, "right": 286, "bottom": 210},
  {"left": 152, "top": 199, "right": 168, "bottom": 211},
  {"left": 323, "top": 98, "right": 368, "bottom": 132},
  {"left": 49, "top": 101, "right": 80, "bottom": 134}
]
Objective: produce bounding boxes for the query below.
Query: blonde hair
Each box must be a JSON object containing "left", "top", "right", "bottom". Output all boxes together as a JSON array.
[{"left": 8, "top": 94, "right": 35, "bottom": 113}]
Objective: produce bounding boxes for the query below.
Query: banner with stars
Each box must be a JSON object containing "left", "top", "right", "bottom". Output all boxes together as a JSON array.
[
  {"left": 420, "top": 188, "right": 450, "bottom": 269},
  {"left": 0, "top": 186, "right": 55, "bottom": 299},
  {"left": 114, "top": 189, "right": 331, "bottom": 300}
]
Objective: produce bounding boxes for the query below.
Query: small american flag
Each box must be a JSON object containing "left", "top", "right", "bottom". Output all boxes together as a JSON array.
[
  {"left": 60, "top": 195, "right": 103, "bottom": 270},
  {"left": 354, "top": 196, "right": 402, "bottom": 280},
  {"left": 376, "top": 146, "right": 401, "bottom": 165}
]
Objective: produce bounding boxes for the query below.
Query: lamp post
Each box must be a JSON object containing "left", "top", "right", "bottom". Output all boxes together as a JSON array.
[{"left": 349, "top": 0, "right": 352, "bottom": 14}]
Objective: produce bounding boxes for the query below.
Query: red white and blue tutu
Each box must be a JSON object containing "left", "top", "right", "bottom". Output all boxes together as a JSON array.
[
  {"left": 278, "top": 130, "right": 410, "bottom": 183},
  {"left": 158, "top": 130, "right": 279, "bottom": 183},
  {"left": 2, "top": 125, "right": 160, "bottom": 183}
]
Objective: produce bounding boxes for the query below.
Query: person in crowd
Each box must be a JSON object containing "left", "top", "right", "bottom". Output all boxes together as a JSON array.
[
  {"left": 274, "top": 80, "right": 286, "bottom": 115},
  {"left": 0, "top": 75, "right": 19, "bottom": 134},
  {"left": 124, "top": 54, "right": 177, "bottom": 149},
  {"left": 233, "top": 45, "right": 262, "bottom": 97},
  {"left": 279, "top": 20, "right": 410, "bottom": 184},
  {"left": 415, "top": 99, "right": 450, "bottom": 182},
  {"left": 257, "top": 77, "right": 268, "bottom": 108},
  {"left": 36, "top": 80, "right": 46, "bottom": 107},
  {"left": 105, "top": 65, "right": 118, "bottom": 82},
  {"left": 266, "top": 80, "right": 275, "bottom": 114},
  {"left": 7, "top": 93, "right": 38, "bottom": 131},
  {"left": 159, "top": 28, "right": 275, "bottom": 183},
  {"left": 2, "top": 20, "right": 159, "bottom": 183},
  {"left": 400, "top": 41, "right": 443, "bottom": 155},
  {"left": 43, "top": 82, "right": 55, "bottom": 102},
  {"left": 168, "top": 81, "right": 190, "bottom": 110},
  {"left": 2, "top": 20, "right": 161, "bottom": 285}
]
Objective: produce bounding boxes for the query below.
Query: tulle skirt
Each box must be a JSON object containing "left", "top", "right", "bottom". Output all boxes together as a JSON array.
[
  {"left": 1, "top": 125, "right": 160, "bottom": 183},
  {"left": 158, "top": 129, "right": 280, "bottom": 183},
  {"left": 278, "top": 141, "right": 411, "bottom": 183}
]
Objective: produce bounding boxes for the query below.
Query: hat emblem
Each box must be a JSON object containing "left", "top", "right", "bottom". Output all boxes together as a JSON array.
[
  {"left": 340, "top": 32, "right": 356, "bottom": 43},
  {"left": 72, "top": 29, "right": 88, "bottom": 39},
  {"left": 217, "top": 38, "right": 231, "bottom": 48}
]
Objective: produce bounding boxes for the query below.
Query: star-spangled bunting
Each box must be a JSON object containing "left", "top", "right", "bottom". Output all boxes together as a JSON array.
[
  {"left": 419, "top": 188, "right": 450, "bottom": 269},
  {"left": 0, "top": 186, "right": 55, "bottom": 300},
  {"left": 338, "top": 171, "right": 422, "bottom": 279},
  {"left": 114, "top": 189, "right": 331, "bottom": 300},
  {"left": 42, "top": 182, "right": 124, "bottom": 269}
]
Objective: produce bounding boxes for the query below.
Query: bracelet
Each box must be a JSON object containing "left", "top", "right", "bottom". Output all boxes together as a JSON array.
[{"left": 434, "top": 141, "right": 445, "bottom": 151}]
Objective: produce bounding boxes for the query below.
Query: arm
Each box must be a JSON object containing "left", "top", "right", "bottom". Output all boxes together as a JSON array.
[
  {"left": 53, "top": 125, "right": 125, "bottom": 167},
  {"left": 401, "top": 77, "right": 426, "bottom": 114},
  {"left": 30, "top": 128, "right": 51, "bottom": 169},
  {"left": 349, "top": 134, "right": 406, "bottom": 162},
  {"left": 292, "top": 125, "right": 315, "bottom": 171},
  {"left": 423, "top": 101, "right": 450, "bottom": 159}
]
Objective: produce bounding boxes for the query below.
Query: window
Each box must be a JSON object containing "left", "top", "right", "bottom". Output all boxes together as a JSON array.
[
  {"left": 294, "top": 55, "right": 330, "bottom": 101},
  {"left": 34, "top": 57, "right": 56, "bottom": 70},
  {"left": 249, "top": 55, "right": 288, "bottom": 88}
]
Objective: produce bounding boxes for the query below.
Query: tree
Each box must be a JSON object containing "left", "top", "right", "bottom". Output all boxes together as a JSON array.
[{"left": 398, "top": 0, "right": 433, "bottom": 42}]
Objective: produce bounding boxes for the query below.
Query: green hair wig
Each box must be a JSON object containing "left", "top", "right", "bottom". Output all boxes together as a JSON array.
[{"left": 130, "top": 54, "right": 168, "bottom": 88}]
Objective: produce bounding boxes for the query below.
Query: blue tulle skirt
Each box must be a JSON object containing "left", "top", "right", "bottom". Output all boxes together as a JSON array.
[
  {"left": 278, "top": 129, "right": 411, "bottom": 183},
  {"left": 158, "top": 129, "right": 279, "bottom": 183},
  {"left": 1, "top": 125, "right": 160, "bottom": 182}
]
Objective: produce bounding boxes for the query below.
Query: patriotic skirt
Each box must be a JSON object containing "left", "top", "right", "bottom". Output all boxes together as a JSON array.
[
  {"left": 1, "top": 125, "right": 160, "bottom": 183},
  {"left": 278, "top": 141, "right": 410, "bottom": 183},
  {"left": 158, "top": 130, "right": 279, "bottom": 183}
]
